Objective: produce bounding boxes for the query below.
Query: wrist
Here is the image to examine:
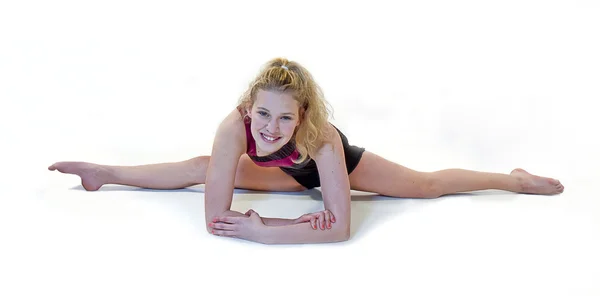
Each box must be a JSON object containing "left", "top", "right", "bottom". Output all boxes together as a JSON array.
[
  {"left": 102, "top": 165, "right": 118, "bottom": 184},
  {"left": 261, "top": 217, "right": 296, "bottom": 226},
  {"left": 258, "top": 224, "right": 273, "bottom": 245}
]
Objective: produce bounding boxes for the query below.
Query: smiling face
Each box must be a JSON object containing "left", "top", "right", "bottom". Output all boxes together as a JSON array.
[{"left": 247, "top": 89, "right": 302, "bottom": 156}]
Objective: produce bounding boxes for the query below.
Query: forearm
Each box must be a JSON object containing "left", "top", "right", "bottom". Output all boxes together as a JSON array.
[
  {"left": 207, "top": 211, "right": 294, "bottom": 227},
  {"left": 260, "top": 221, "right": 350, "bottom": 244},
  {"left": 261, "top": 217, "right": 296, "bottom": 227}
]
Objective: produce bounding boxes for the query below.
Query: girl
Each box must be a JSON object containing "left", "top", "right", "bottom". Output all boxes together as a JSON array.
[{"left": 48, "top": 57, "right": 564, "bottom": 245}]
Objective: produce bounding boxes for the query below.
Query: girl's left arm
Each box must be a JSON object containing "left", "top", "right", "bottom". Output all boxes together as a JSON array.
[{"left": 262, "top": 124, "right": 352, "bottom": 244}]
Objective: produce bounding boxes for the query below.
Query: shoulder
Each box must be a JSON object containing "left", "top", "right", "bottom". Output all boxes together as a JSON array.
[
  {"left": 212, "top": 107, "right": 248, "bottom": 156},
  {"left": 312, "top": 123, "right": 343, "bottom": 163}
]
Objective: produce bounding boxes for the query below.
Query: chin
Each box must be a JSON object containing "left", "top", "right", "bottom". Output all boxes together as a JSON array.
[{"left": 257, "top": 139, "right": 286, "bottom": 150}]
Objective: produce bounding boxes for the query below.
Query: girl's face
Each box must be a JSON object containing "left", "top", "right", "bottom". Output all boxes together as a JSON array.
[{"left": 248, "top": 90, "right": 301, "bottom": 156}]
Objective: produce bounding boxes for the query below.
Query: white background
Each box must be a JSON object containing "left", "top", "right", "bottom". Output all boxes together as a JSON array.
[{"left": 1, "top": 0, "right": 599, "bottom": 295}]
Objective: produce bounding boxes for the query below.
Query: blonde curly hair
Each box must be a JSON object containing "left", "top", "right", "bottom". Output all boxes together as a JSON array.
[{"left": 237, "top": 57, "right": 334, "bottom": 164}]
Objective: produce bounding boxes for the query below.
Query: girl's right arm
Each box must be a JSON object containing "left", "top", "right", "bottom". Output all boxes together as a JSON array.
[{"left": 204, "top": 110, "right": 247, "bottom": 232}]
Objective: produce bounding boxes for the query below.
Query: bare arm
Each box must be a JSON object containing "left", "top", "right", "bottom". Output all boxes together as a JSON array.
[
  {"left": 204, "top": 110, "right": 246, "bottom": 231},
  {"left": 203, "top": 110, "right": 303, "bottom": 229},
  {"left": 208, "top": 124, "right": 350, "bottom": 244},
  {"left": 261, "top": 217, "right": 298, "bottom": 226},
  {"left": 257, "top": 125, "right": 352, "bottom": 244},
  {"left": 243, "top": 210, "right": 300, "bottom": 226}
]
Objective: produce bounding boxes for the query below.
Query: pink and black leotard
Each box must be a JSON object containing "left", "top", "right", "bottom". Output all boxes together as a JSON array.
[{"left": 237, "top": 106, "right": 366, "bottom": 189}]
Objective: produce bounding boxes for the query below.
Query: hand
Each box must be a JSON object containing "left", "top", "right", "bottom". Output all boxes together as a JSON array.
[
  {"left": 209, "top": 210, "right": 266, "bottom": 242},
  {"left": 294, "top": 210, "right": 336, "bottom": 230}
]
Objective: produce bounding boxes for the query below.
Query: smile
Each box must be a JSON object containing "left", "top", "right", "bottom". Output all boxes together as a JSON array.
[{"left": 261, "top": 133, "right": 282, "bottom": 143}]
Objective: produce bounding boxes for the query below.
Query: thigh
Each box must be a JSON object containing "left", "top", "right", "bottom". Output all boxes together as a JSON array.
[
  {"left": 348, "top": 151, "right": 437, "bottom": 198},
  {"left": 234, "top": 154, "right": 307, "bottom": 192}
]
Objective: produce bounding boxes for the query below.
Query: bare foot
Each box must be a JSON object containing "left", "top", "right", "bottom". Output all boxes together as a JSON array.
[
  {"left": 48, "top": 162, "right": 110, "bottom": 191},
  {"left": 510, "top": 168, "right": 564, "bottom": 195}
]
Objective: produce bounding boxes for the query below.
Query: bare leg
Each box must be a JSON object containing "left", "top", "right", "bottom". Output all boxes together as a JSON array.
[
  {"left": 48, "top": 155, "right": 305, "bottom": 192},
  {"left": 48, "top": 156, "right": 207, "bottom": 191},
  {"left": 349, "top": 151, "right": 564, "bottom": 198},
  {"left": 432, "top": 168, "right": 564, "bottom": 196}
]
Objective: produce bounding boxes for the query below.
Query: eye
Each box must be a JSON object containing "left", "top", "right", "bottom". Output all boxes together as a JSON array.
[
  {"left": 258, "top": 111, "right": 269, "bottom": 117},
  {"left": 282, "top": 116, "right": 293, "bottom": 121}
]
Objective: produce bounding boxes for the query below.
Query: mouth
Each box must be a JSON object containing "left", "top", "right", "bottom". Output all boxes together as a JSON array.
[{"left": 260, "top": 133, "right": 282, "bottom": 143}]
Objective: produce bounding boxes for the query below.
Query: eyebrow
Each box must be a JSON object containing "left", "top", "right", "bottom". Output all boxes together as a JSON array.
[{"left": 257, "top": 107, "right": 295, "bottom": 116}]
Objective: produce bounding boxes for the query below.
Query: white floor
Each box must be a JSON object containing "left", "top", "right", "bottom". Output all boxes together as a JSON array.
[{"left": 2, "top": 1, "right": 599, "bottom": 295}]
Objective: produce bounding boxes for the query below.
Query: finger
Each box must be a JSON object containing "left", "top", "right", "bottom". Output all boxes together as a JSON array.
[
  {"left": 315, "top": 214, "right": 323, "bottom": 230},
  {"left": 212, "top": 216, "right": 242, "bottom": 224},
  {"left": 324, "top": 210, "right": 331, "bottom": 229},
  {"left": 330, "top": 211, "right": 336, "bottom": 223},
  {"left": 211, "top": 229, "right": 236, "bottom": 237},
  {"left": 209, "top": 222, "right": 237, "bottom": 231},
  {"left": 319, "top": 213, "right": 325, "bottom": 230},
  {"left": 310, "top": 217, "right": 317, "bottom": 230}
]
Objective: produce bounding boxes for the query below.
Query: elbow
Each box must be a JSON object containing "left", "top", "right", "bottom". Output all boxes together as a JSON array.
[
  {"left": 204, "top": 210, "right": 219, "bottom": 234},
  {"left": 329, "top": 212, "right": 351, "bottom": 242},
  {"left": 341, "top": 228, "right": 351, "bottom": 242},
  {"left": 335, "top": 233, "right": 350, "bottom": 243},
  {"left": 204, "top": 212, "right": 212, "bottom": 233},
  {"left": 335, "top": 231, "right": 350, "bottom": 243},
  {"left": 337, "top": 214, "right": 351, "bottom": 242},
  {"left": 333, "top": 223, "right": 351, "bottom": 242},
  {"left": 204, "top": 219, "right": 212, "bottom": 235}
]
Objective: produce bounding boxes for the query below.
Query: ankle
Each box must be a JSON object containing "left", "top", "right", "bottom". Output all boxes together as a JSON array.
[
  {"left": 100, "top": 165, "right": 117, "bottom": 185},
  {"left": 190, "top": 156, "right": 209, "bottom": 183},
  {"left": 511, "top": 175, "right": 526, "bottom": 192}
]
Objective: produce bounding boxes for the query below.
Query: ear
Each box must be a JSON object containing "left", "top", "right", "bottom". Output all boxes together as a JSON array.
[{"left": 298, "top": 107, "right": 306, "bottom": 123}]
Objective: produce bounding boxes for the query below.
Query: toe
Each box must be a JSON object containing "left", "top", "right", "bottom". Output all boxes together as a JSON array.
[{"left": 555, "top": 184, "right": 563, "bottom": 193}]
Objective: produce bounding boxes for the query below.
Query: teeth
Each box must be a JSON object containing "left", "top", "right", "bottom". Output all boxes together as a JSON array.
[{"left": 262, "top": 133, "right": 278, "bottom": 142}]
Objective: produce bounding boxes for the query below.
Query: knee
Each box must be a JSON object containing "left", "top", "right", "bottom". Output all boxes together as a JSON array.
[
  {"left": 418, "top": 174, "right": 443, "bottom": 198},
  {"left": 191, "top": 156, "right": 210, "bottom": 183},
  {"left": 191, "top": 156, "right": 210, "bottom": 170}
]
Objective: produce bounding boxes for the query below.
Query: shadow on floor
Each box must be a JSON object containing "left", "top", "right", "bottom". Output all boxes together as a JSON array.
[{"left": 66, "top": 184, "right": 519, "bottom": 242}]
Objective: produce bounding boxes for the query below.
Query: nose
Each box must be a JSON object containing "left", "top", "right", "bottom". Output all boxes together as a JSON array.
[{"left": 266, "top": 118, "right": 279, "bottom": 133}]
